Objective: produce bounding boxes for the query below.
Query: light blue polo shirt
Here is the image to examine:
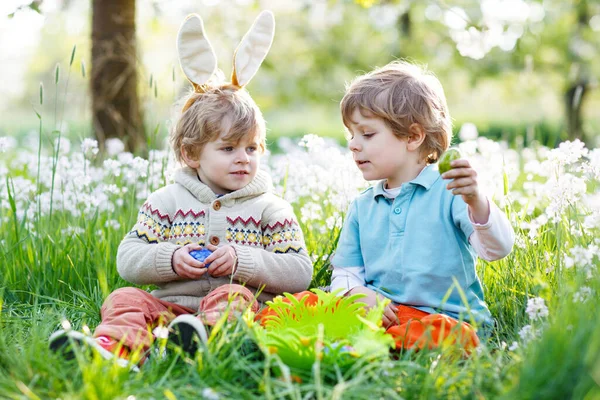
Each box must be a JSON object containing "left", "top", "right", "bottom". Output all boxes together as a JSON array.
[{"left": 332, "top": 164, "right": 493, "bottom": 326}]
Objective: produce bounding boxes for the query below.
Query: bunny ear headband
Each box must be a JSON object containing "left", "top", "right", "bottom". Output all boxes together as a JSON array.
[{"left": 177, "top": 10, "right": 275, "bottom": 111}]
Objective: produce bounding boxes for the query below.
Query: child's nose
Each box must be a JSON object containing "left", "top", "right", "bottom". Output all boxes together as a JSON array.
[
  {"left": 236, "top": 149, "right": 250, "bottom": 163},
  {"left": 348, "top": 138, "right": 360, "bottom": 152}
]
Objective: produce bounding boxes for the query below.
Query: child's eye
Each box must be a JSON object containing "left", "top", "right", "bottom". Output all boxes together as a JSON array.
[
  {"left": 222, "top": 146, "right": 234, "bottom": 152},
  {"left": 247, "top": 146, "right": 257, "bottom": 153},
  {"left": 363, "top": 132, "right": 375, "bottom": 138}
]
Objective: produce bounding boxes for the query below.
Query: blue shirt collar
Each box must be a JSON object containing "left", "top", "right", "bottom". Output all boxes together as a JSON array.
[{"left": 372, "top": 164, "right": 440, "bottom": 200}]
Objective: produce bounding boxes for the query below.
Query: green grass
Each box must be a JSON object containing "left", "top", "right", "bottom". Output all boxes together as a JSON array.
[
  {"left": 1, "top": 132, "right": 599, "bottom": 399},
  {"left": 1, "top": 73, "right": 599, "bottom": 397}
]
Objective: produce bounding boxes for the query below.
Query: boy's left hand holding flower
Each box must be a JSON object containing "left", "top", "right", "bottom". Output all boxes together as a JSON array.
[
  {"left": 204, "top": 244, "right": 238, "bottom": 277},
  {"left": 442, "top": 159, "right": 490, "bottom": 224}
]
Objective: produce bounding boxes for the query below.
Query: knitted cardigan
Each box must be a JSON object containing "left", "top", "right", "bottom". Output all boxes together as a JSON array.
[{"left": 117, "top": 166, "right": 313, "bottom": 310}]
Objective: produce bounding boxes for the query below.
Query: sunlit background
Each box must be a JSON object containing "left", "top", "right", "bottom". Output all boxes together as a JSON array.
[{"left": 1, "top": 0, "right": 600, "bottom": 147}]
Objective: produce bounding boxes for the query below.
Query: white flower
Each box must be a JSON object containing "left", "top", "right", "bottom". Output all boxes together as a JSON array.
[
  {"left": 105, "top": 219, "right": 121, "bottom": 230},
  {"left": 103, "top": 159, "right": 122, "bottom": 177},
  {"left": 202, "top": 388, "right": 220, "bottom": 400},
  {"left": 298, "top": 134, "right": 325, "bottom": 150},
  {"left": 518, "top": 324, "right": 539, "bottom": 342},
  {"left": 525, "top": 297, "right": 548, "bottom": 320},
  {"left": 105, "top": 138, "right": 125, "bottom": 156},
  {"left": 0, "top": 136, "right": 17, "bottom": 153},
  {"left": 508, "top": 341, "right": 519, "bottom": 351},
  {"left": 152, "top": 326, "right": 169, "bottom": 339},
  {"left": 459, "top": 122, "right": 479, "bottom": 141},
  {"left": 546, "top": 139, "right": 588, "bottom": 168},
  {"left": 54, "top": 137, "right": 71, "bottom": 155},
  {"left": 81, "top": 138, "right": 99, "bottom": 158},
  {"left": 573, "top": 286, "right": 593, "bottom": 303}
]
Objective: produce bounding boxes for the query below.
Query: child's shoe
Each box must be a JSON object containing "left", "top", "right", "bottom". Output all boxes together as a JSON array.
[
  {"left": 48, "top": 330, "right": 139, "bottom": 372},
  {"left": 167, "top": 314, "right": 208, "bottom": 356}
]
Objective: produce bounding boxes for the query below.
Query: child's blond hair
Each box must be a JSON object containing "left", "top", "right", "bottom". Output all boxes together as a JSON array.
[
  {"left": 341, "top": 61, "right": 452, "bottom": 164},
  {"left": 170, "top": 86, "right": 266, "bottom": 163}
]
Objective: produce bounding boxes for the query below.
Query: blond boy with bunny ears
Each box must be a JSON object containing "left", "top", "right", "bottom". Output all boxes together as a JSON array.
[{"left": 49, "top": 11, "right": 312, "bottom": 367}]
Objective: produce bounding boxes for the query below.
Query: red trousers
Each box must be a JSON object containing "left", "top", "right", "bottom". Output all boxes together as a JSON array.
[
  {"left": 256, "top": 291, "right": 479, "bottom": 352},
  {"left": 94, "top": 284, "right": 258, "bottom": 351},
  {"left": 385, "top": 304, "right": 479, "bottom": 351}
]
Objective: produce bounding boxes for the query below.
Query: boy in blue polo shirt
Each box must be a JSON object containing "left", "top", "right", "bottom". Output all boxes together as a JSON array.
[{"left": 330, "top": 61, "right": 514, "bottom": 351}]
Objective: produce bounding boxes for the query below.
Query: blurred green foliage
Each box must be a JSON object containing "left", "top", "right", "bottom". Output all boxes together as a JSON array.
[{"left": 2, "top": 0, "right": 600, "bottom": 147}]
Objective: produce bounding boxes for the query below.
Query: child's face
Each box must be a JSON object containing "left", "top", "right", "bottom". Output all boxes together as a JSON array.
[
  {"left": 347, "top": 109, "right": 420, "bottom": 188},
  {"left": 194, "top": 131, "right": 261, "bottom": 195}
]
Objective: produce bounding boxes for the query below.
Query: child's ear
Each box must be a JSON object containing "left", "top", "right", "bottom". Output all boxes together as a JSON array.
[
  {"left": 181, "top": 146, "right": 200, "bottom": 169},
  {"left": 406, "top": 123, "right": 426, "bottom": 151}
]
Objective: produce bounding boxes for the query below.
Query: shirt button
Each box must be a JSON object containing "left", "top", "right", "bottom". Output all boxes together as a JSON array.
[
  {"left": 210, "top": 236, "right": 220, "bottom": 245},
  {"left": 213, "top": 201, "right": 221, "bottom": 211},
  {"left": 394, "top": 207, "right": 402, "bottom": 214}
]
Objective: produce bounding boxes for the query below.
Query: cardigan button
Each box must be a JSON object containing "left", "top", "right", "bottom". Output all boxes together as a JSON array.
[
  {"left": 213, "top": 201, "right": 221, "bottom": 211},
  {"left": 210, "top": 236, "right": 220, "bottom": 245}
]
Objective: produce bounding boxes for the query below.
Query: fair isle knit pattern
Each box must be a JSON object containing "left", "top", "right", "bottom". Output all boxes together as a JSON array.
[{"left": 117, "top": 167, "right": 313, "bottom": 310}]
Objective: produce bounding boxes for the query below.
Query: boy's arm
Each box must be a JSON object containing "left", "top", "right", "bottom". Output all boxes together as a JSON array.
[
  {"left": 230, "top": 202, "right": 313, "bottom": 295},
  {"left": 330, "top": 266, "right": 365, "bottom": 296},
  {"left": 443, "top": 158, "right": 514, "bottom": 261},
  {"left": 468, "top": 199, "right": 515, "bottom": 261},
  {"left": 330, "top": 200, "right": 367, "bottom": 295},
  {"left": 117, "top": 193, "right": 182, "bottom": 285}
]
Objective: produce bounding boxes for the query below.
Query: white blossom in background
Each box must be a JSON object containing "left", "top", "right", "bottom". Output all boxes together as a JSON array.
[
  {"left": 369, "top": 3, "right": 403, "bottom": 30},
  {"left": 105, "top": 219, "right": 121, "bottom": 230},
  {"left": 0, "top": 136, "right": 17, "bottom": 153},
  {"left": 201, "top": 388, "right": 220, "bottom": 400},
  {"left": 544, "top": 173, "right": 587, "bottom": 222},
  {"left": 563, "top": 245, "right": 598, "bottom": 275},
  {"left": 103, "top": 159, "right": 122, "bottom": 177},
  {"left": 546, "top": 139, "right": 588, "bottom": 169},
  {"left": 105, "top": 138, "right": 125, "bottom": 156},
  {"left": 54, "top": 136, "right": 71, "bottom": 156},
  {"left": 458, "top": 122, "right": 479, "bottom": 141},
  {"left": 441, "top": 0, "right": 545, "bottom": 60},
  {"left": 518, "top": 324, "right": 538, "bottom": 342},
  {"left": 573, "top": 286, "right": 593, "bottom": 303},
  {"left": 525, "top": 297, "right": 549, "bottom": 321},
  {"left": 81, "top": 138, "right": 99, "bottom": 158}
]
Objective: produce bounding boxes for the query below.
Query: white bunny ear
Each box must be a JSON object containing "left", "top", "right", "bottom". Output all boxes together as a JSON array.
[
  {"left": 231, "top": 10, "right": 275, "bottom": 87},
  {"left": 177, "top": 14, "right": 217, "bottom": 88}
]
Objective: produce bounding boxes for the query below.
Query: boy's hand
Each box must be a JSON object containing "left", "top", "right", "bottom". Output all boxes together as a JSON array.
[
  {"left": 348, "top": 286, "right": 398, "bottom": 328},
  {"left": 172, "top": 244, "right": 208, "bottom": 279},
  {"left": 441, "top": 159, "right": 490, "bottom": 224},
  {"left": 382, "top": 303, "right": 399, "bottom": 329},
  {"left": 204, "top": 244, "right": 238, "bottom": 277}
]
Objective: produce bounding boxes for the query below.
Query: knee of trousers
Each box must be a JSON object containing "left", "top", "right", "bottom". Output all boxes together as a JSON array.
[{"left": 102, "top": 287, "right": 149, "bottom": 310}]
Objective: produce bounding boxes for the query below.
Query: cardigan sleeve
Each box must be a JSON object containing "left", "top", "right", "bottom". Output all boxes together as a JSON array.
[
  {"left": 231, "top": 199, "right": 313, "bottom": 295},
  {"left": 116, "top": 190, "right": 181, "bottom": 285}
]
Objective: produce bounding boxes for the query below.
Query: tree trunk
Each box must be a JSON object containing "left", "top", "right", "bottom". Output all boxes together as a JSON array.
[
  {"left": 564, "top": 82, "right": 588, "bottom": 141},
  {"left": 91, "top": 0, "right": 145, "bottom": 154},
  {"left": 564, "top": 0, "right": 590, "bottom": 142}
]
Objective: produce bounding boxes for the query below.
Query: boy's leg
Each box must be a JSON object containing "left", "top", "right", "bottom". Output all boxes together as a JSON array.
[
  {"left": 385, "top": 305, "right": 480, "bottom": 352},
  {"left": 94, "top": 287, "right": 195, "bottom": 352},
  {"left": 198, "top": 284, "right": 259, "bottom": 326},
  {"left": 167, "top": 284, "right": 259, "bottom": 355}
]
